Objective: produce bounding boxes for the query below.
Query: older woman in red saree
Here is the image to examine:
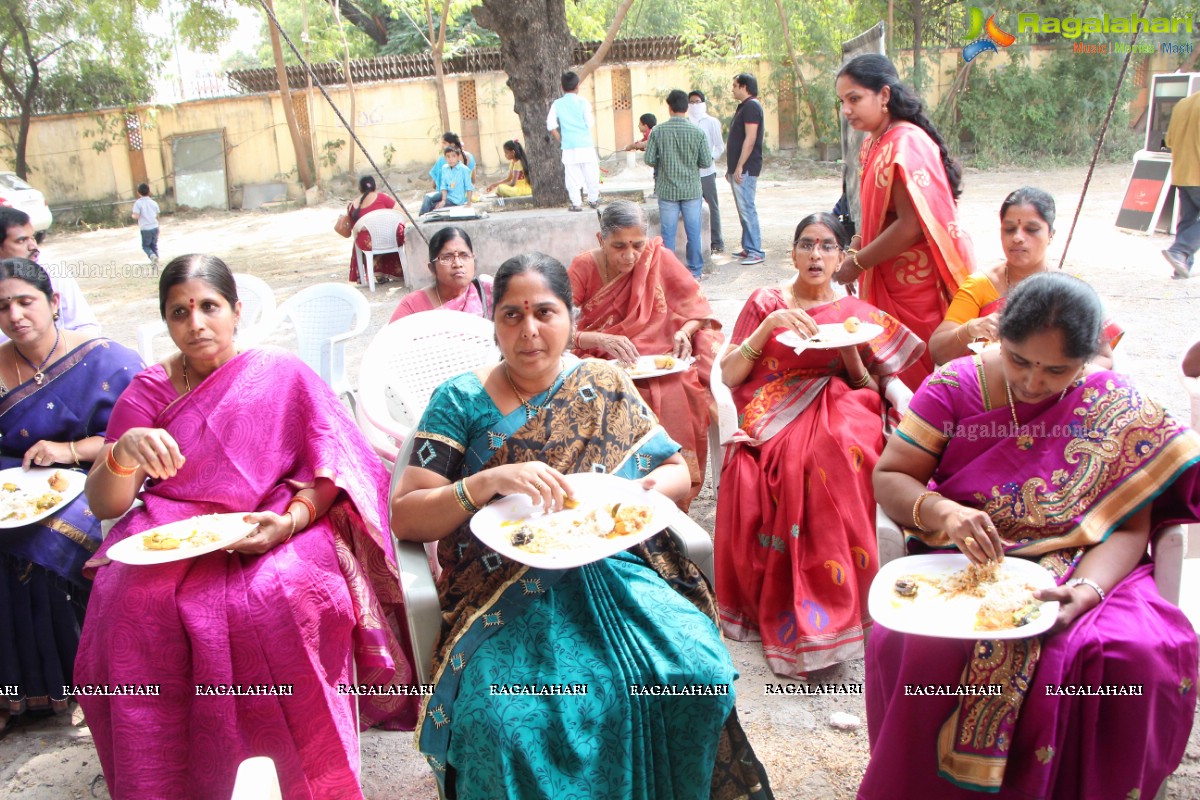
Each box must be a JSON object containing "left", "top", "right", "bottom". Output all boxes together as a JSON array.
[
  {"left": 861, "top": 273, "right": 1200, "bottom": 799},
  {"left": 569, "top": 200, "right": 723, "bottom": 509},
  {"left": 77, "top": 256, "right": 418, "bottom": 800},
  {"left": 834, "top": 54, "right": 974, "bottom": 390},
  {"left": 715, "top": 213, "right": 923, "bottom": 678}
]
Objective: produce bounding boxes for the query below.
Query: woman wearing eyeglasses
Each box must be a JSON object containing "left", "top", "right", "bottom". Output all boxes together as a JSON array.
[
  {"left": 568, "top": 201, "right": 724, "bottom": 510},
  {"left": 389, "top": 227, "right": 493, "bottom": 322},
  {"left": 714, "top": 212, "right": 924, "bottom": 678}
]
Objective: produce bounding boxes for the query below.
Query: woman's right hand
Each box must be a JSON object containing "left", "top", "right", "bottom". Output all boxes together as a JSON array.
[
  {"left": 486, "top": 182, "right": 499, "bottom": 192},
  {"left": 761, "top": 307, "right": 820, "bottom": 340},
  {"left": 966, "top": 313, "right": 1000, "bottom": 343},
  {"left": 590, "top": 332, "right": 640, "bottom": 364},
  {"left": 939, "top": 501, "right": 1004, "bottom": 564},
  {"left": 487, "top": 462, "right": 574, "bottom": 512},
  {"left": 113, "top": 427, "right": 186, "bottom": 480}
]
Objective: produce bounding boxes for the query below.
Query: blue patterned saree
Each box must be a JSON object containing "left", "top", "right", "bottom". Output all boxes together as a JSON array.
[{"left": 409, "top": 360, "right": 772, "bottom": 800}]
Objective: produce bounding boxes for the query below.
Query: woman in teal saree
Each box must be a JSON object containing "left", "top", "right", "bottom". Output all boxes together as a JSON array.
[{"left": 392, "top": 253, "right": 772, "bottom": 800}]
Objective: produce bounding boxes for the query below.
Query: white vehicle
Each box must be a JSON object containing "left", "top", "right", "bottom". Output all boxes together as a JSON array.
[{"left": 0, "top": 172, "right": 53, "bottom": 240}]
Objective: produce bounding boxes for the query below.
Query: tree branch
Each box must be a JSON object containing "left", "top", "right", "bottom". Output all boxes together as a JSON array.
[
  {"left": 335, "top": 0, "right": 388, "bottom": 45},
  {"left": 576, "top": 0, "right": 636, "bottom": 81}
]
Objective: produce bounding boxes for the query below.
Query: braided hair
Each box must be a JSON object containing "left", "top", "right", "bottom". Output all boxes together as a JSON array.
[
  {"left": 838, "top": 54, "right": 963, "bottom": 200},
  {"left": 503, "top": 139, "right": 530, "bottom": 182}
]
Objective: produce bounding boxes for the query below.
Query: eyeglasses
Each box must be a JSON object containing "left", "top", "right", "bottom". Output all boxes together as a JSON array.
[
  {"left": 688, "top": 98, "right": 703, "bottom": 104},
  {"left": 794, "top": 239, "right": 841, "bottom": 254},
  {"left": 435, "top": 251, "right": 474, "bottom": 265}
]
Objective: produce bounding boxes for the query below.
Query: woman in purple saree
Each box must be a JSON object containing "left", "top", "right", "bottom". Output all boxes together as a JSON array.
[
  {"left": 860, "top": 272, "right": 1200, "bottom": 799},
  {"left": 0, "top": 258, "right": 142, "bottom": 735},
  {"left": 76, "top": 255, "right": 418, "bottom": 799}
]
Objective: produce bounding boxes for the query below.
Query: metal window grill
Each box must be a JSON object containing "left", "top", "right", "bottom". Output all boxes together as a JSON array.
[
  {"left": 125, "top": 113, "right": 143, "bottom": 150},
  {"left": 459, "top": 80, "right": 478, "bottom": 120}
]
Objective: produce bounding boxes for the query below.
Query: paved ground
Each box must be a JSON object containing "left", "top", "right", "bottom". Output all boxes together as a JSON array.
[{"left": 1, "top": 160, "right": 1198, "bottom": 799}]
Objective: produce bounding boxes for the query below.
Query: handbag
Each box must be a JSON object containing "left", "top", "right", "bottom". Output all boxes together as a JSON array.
[{"left": 334, "top": 213, "right": 353, "bottom": 238}]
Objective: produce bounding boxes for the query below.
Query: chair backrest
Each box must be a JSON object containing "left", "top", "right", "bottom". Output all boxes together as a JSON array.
[
  {"left": 359, "top": 310, "right": 499, "bottom": 436},
  {"left": 353, "top": 208, "right": 405, "bottom": 252},
  {"left": 135, "top": 273, "right": 278, "bottom": 364},
  {"left": 275, "top": 283, "right": 370, "bottom": 385},
  {"left": 709, "top": 341, "right": 739, "bottom": 446}
]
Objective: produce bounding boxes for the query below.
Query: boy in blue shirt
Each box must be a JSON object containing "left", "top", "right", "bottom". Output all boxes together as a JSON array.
[
  {"left": 131, "top": 183, "right": 160, "bottom": 265},
  {"left": 420, "top": 148, "right": 474, "bottom": 215}
]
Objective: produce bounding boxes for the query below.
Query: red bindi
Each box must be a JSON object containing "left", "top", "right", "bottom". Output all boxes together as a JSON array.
[
  {"left": 523, "top": 301, "right": 530, "bottom": 310},
  {"left": 189, "top": 298, "right": 196, "bottom": 309}
]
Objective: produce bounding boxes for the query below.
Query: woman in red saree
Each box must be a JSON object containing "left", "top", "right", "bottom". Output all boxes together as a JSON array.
[
  {"left": 834, "top": 54, "right": 974, "bottom": 390},
  {"left": 347, "top": 175, "right": 403, "bottom": 283},
  {"left": 569, "top": 200, "right": 724, "bottom": 509},
  {"left": 930, "top": 187, "right": 1120, "bottom": 368},
  {"left": 77, "top": 255, "right": 418, "bottom": 799},
  {"left": 862, "top": 272, "right": 1200, "bottom": 799},
  {"left": 715, "top": 212, "right": 923, "bottom": 677}
]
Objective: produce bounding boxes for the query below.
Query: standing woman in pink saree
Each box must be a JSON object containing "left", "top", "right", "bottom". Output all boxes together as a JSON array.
[
  {"left": 76, "top": 255, "right": 419, "bottom": 800},
  {"left": 834, "top": 54, "right": 975, "bottom": 390}
]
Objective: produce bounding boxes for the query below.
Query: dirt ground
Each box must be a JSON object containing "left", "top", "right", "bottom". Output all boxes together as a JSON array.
[{"left": 1, "top": 160, "right": 1198, "bottom": 799}]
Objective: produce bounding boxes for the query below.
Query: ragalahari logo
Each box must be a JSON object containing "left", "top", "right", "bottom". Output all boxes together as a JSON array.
[{"left": 962, "top": 7, "right": 1016, "bottom": 61}]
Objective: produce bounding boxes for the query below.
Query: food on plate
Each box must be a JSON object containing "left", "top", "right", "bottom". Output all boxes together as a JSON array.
[
  {"left": 141, "top": 526, "right": 224, "bottom": 551},
  {"left": 0, "top": 483, "right": 64, "bottom": 521},
  {"left": 653, "top": 355, "right": 676, "bottom": 370},
  {"left": 2, "top": 483, "right": 18, "bottom": 492},
  {"left": 507, "top": 501, "right": 654, "bottom": 554},
  {"left": 48, "top": 470, "right": 70, "bottom": 492},
  {"left": 843, "top": 316, "right": 862, "bottom": 333},
  {"left": 892, "top": 560, "right": 1043, "bottom": 632}
]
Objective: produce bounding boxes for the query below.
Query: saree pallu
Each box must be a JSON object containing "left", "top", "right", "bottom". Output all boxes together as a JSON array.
[
  {"left": 715, "top": 293, "right": 923, "bottom": 676},
  {"left": 0, "top": 338, "right": 142, "bottom": 717},
  {"left": 569, "top": 240, "right": 725, "bottom": 509},
  {"left": 859, "top": 357, "right": 1200, "bottom": 799},
  {"left": 410, "top": 360, "right": 772, "bottom": 800},
  {"left": 75, "top": 348, "right": 418, "bottom": 800},
  {"left": 858, "top": 122, "right": 974, "bottom": 390}
]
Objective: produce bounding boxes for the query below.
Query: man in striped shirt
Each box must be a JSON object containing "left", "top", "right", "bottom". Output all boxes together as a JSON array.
[{"left": 645, "top": 89, "right": 713, "bottom": 279}]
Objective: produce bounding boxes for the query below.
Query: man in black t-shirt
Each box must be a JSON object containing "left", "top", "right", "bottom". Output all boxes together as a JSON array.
[{"left": 726, "top": 73, "right": 765, "bottom": 265}]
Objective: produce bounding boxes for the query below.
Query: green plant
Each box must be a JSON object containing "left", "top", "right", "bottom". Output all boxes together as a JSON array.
[
  {"left": 320, "top": 138, "right": 347, "bottom": 169},
  {"left": 383, "top": 143, "right": 397, "bottom": 168}
]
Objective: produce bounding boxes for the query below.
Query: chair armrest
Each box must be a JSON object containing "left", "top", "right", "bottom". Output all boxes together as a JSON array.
[
  {"left": 875, "top": 504, "right": 906, "bottom": 567},
  {"left": 666, "top": 510, "right": 713, "bottom": 584},
  {"left": 136, "top": 320, "right": 167, "bottom": 365},
  {"left": 99, "top": 498, "right": 144, "bottom": 539},
  {"left": 230, "top": 757, "right": 282, "bottom": 800},
  {"left": 393, "top": 536, "right": 441, "bottom": 686},
  {"left": 1151, "top": 524, "right": 1185, "bottom": 606}
]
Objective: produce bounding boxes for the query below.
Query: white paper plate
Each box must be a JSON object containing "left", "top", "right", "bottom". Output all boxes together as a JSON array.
[
  {"left": 620, "top": 355, "right": 695, "bottom": 380},
  {"left": 0, "top": 467, "right": 87, "bottom": 529},
  {"left": 868, "top": 553, "right": 1059, "bottom": 640},
  {"left": 776, "top": 322, "right": 884, "bottom": 351},
  {"left": 470, "top": 472, "right": 678, "bottom": 569},
  {"left": 106, "top": 512, "right": 257, "bottom": 565},
  {"left": 967, "top": 340, "right": 998, "bottom": 354}
]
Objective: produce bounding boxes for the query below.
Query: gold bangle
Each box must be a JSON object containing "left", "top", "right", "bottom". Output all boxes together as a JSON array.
[
  {"left": 849, "top": 372, "right": 871, "bottom": 389},
  {"left": 283, "top": 511, "right": 296, "bottom": 542},
  {"left": 454, "top": 479, "right": 481, "bottom": 514},
  {"left": 460, "top": 478, "right": 480, "bottom": 511},
  {"left": 957, "top": 322, "right": 972, "bottom": 344},
  {"left": 738, "top": 341, "right": 762, "bottom": 362},
  {"left": 69, "top": 440, "right": 81, "bottom": 465},
  {"left": 105, "top": 447, "right": 137, "bottom": 477},
  {"left": 912, "top": 490, "right": 941, "bottom": 531},
  {"left": 850, "top": 250, "right": 866, "bottom": 272},
  {"left": 290, "top": 494, "right": 318, "bottom": 530}
]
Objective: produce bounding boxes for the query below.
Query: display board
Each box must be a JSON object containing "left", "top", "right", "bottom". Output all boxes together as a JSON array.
[{"left": 1116, "top": 156, "right": 1172, "bottom": 234}]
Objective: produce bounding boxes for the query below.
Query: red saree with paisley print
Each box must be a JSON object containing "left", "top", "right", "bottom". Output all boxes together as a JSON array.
[
  {"left": 857, "top": 121, "right": 974, "bottom": 390},
  {"left": 714, "top": 290, "right": 923, "bottom": 677},
  {"left": 569, "top": 238, "right": 725, "bottom": 509},
  {"left": 859, "top": 356, "right": 1200, "bottom": 799}
]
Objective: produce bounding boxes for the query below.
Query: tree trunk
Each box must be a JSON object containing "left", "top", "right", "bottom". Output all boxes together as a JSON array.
[
  {"left": 772, "top": 0, "right": 828, "bottom": 160},
  {"left": 331, "top": 0, "right": 357, "bottom": 175},
  {"left": 910, "top": 0, "right": 924, "bottom": 93},
  {"left": 575, "top": 0, "right": 637, "bottom": 81},
  {"left": 0, "top": 13, "right": 42, "bottom": 180},
  {"left": 474, "top": 0, "right": 575, "bottom": 207},
  {"left": 425, "top": 0, "right": 452, "bottom": 134},
  {"left": 263, "top": 0, "right": 315, "bottom": 189}
]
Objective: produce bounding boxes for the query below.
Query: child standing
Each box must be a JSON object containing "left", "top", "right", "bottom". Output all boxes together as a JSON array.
[
  {"left": 131, "top": 183, "right": 160, "bottom": 265},
  {"left": 420, "top": 147, "right": 474, "bottom": 215},
  {"left": 625, "top": 113, "right": 658, "bottom": 195}
]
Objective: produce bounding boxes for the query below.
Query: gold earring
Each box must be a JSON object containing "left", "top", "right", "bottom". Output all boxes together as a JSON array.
[{"left": 883, "top": 103, "right": 889, "bottom": 113}]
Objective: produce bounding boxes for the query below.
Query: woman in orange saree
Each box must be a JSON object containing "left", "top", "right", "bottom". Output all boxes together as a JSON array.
[
  {"left": 568, "top": 201, "right": 724, "bottom": 509},
  {"left": 834, "top": 54, "right": 974, "bottom": 390}
]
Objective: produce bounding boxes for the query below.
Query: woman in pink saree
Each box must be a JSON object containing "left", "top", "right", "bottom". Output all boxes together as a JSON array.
[
  {"left": 834, "top": 54, "right": 974, "bottom": 390},
  {"left": 860, "top": 273, "right": 1200, "bottom": 799},
  {"left": 77, "top": 255, "right": 419, "bottom": 800}
]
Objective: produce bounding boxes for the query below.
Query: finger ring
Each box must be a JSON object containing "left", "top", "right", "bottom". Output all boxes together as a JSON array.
[{"left": 964, "top": 536, "right": 976, "bottom": 546}]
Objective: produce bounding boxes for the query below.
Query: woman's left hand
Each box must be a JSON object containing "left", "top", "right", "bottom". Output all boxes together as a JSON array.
[
  {"left": 22, "top": 440, "right": 70, "bottom": 469},
  {"left": 672, "top": 330, "right": 693, "bottom": 359},
  {"left": 228, "top": 511, "right": 295, "bottom": 554},
  {"left": 1034, "top": 583, "right": 1101, "bottom": 635}
]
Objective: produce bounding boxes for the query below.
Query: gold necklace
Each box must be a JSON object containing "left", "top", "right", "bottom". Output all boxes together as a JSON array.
[
  {"left": 504, "top": 361, "right": 563, "bottom": 419},
  {"left": 1005, "top": 378, "right": 1034, "bottom": 451},
  {"left": 434, "top": 284, "right": 445, "bottom": 308},
  {"left": 181, "top": 355, "right": 193, "bottom": 393}
]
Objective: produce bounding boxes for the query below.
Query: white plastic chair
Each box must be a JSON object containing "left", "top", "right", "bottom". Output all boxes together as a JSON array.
[
  {"left": 388, "top": 434, "right": 716, "bottom": 686},
  {"left": 229, "top": 757, "right": 282, "bottom": 800},
  {"left": 352, "top": 208, "right": 406, "bottom": 293},
  {"left": 136, "top": 273, "right": 278, "bottom": 364},
  {"left": 356, "top": 310, "right": 500, "bottom": 466},
  {"left": 275, "top": 283, "right": 370, "bottom": 400}
]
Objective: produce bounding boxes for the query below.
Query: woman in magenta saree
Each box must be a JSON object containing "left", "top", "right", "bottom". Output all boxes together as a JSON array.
[
  {"left": 861, "top": 273, "right": 1200, "bottom": 799},
  {"left": 715, "top": 213, "right": 923, "bottom": 677},
  {"left": 76, "top": 256, "right": 418, "bottom": 800},
  {"left": 834, "top": 55, "right": 974, "bottom": 390}
]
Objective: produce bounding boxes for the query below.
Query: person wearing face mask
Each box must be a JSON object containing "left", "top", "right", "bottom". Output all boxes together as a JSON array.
[
  {"left": 688, "top": 90, "right": 725, "bottom": 254},
  {"left": 568, "top": 201, "right": 723, "bottom": 510}
]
